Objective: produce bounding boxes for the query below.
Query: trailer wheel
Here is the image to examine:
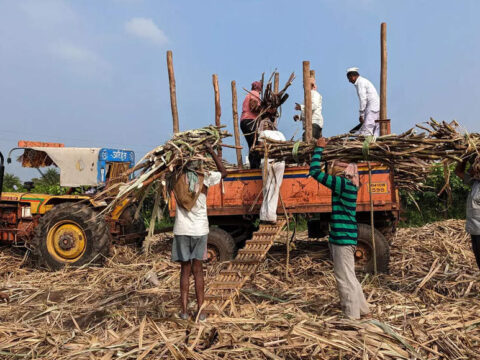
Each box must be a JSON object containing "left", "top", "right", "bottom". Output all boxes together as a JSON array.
[
  {"left": 207, "top": 227, "right": 236, "bottom": 263},
  {"left": 355, "top": 223, "right": 390, "bottom": 274},
  {"left": 32, "top": 203, "right": 111, "bottom": 270}
]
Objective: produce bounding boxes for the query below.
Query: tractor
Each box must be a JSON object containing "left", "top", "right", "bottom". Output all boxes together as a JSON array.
[{"left": 0, "top": 141, "right": 145, "bottom": 269}]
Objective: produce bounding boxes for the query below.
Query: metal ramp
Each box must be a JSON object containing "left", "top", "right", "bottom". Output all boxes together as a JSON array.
[{"left": 203, "top": 217, "right": 287, "bottom": 316}]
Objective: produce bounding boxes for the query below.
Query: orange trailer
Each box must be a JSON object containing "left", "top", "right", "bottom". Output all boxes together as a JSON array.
[{"left": 170, "top": 162, "right": 400, "bottom": 273}]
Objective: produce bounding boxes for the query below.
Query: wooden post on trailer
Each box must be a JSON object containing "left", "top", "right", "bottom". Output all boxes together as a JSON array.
[
  {"left": 166, "top": 51, "right": 179, "bottom": 134},
  {"left": 380, "top": 22, "right": 390, "bottom": 135},
  {"left": 303, "top": 61, "right": 313, "bottom": 142},
  {"left": 231, "top": 81, "right": 243, "bottom": 168},
  {"left": 212, "top": 74, "right": 222, "bottom": 157},
  {"left": 274, "top": 72, "right": 279, "bottom": 93}
]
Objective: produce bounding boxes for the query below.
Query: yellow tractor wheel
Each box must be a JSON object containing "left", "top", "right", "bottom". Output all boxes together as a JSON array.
[{"left": 33, "top": 203, "right": 111, "bottom": 270}]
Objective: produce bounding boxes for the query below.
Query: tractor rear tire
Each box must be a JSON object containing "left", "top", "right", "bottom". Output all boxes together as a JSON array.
[
  {"left": 207, "top": 227, "right": 236, "bottom": 263},
  {"left": 32, "top": 203, "right": 111, "bottom": 270},
  {"left": 356, "top": 223, "right": 390, "bottom": 274}
]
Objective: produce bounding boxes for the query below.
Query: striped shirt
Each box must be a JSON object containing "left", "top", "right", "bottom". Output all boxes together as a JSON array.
[{"left": 309, "top": 146, "right": 358, "bottom": 245}]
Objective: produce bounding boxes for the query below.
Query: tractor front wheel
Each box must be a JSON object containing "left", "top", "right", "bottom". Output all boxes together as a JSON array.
[{"left": 33, "top": 203, "right": 111, "bottom": 270}]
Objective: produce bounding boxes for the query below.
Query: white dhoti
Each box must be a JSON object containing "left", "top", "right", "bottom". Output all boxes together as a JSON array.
[
  {"left": 359, "top": 109, "right": 380, "bottom": 136},
  {"left": 260, "top": 161, "right": 285, "bottom": 222},
  {"left": 329, "top": 243, "right": 370, "bottom": 319}
]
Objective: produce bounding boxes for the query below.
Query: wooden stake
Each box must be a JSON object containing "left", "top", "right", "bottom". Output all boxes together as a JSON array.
[
  {"left": 368, "top": 162, "right": 378, "bottom": 275},
  {"left": 212, "top": 74, "right": 222, "bottom": 156},
  {"left": 303, "top": 61, "right": 313, "bottom": 142},
  {"left": 231, "top": 80, "right": 243, "bottom": 168},
  {"left": 166, "top": 51, "right": 179, "bottom": 134},
  {"left": 274, "top": 72, "right": 279, "bottom": 93},
  {"left": 380, "top": 22, "right": 389, "bottom": 135}
]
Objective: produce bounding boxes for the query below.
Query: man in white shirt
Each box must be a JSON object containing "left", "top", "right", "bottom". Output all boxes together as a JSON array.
[
  {"left": 258, "top": 121, "right": 286, "bottom": 223},
  {"left": 294, "top": 79, "right": 324, "bottom": 139},
  {"left": 171, "top": 142, "right": 227, "bottom": 321},
  {"left": 346, "top": 67, "right": 380, "bottom": 137}
]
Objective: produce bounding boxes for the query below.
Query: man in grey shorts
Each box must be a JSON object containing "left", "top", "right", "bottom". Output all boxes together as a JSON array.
[{"left": 172, "top": 142, "right": 227, "bottom": 321}]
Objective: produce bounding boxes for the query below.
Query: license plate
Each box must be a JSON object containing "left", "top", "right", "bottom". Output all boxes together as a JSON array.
[{"left": 369, "top": 182, "right": 388, "bottom": 194}]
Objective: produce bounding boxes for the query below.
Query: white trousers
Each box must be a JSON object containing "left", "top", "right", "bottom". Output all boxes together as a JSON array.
[
  {"left": 260, "top": 161, "right": 285, "bottom": 222},
  {"left": 359, "top": 110, "right": 380, "bottom": 136},
  {"left": 329, "top": 243, "right": 370, "bottom": 319}
]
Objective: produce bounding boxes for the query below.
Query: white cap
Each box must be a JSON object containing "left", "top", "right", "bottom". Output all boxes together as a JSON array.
[{"left": 346, "top": 67, "right": 359, "bottom": 74}]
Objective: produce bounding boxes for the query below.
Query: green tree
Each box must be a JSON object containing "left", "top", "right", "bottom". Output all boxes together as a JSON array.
[
  {"left": 32, "top": 168, "right": 66, "bottom": 195},
  {"left": 2, "top": 173, "right": 25, "bottom": 192},
  {"left": 400, "top": 163, "right": 470, "bottom": 226}
]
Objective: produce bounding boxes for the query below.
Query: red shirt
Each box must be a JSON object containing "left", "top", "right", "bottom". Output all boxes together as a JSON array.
[{"left": 240, "top": 90, "right": 260, "bottom": 121}]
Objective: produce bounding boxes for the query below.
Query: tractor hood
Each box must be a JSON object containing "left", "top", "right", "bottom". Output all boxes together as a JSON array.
[{"left": 26, "top": 147, "right": 101, "bottom": 187}]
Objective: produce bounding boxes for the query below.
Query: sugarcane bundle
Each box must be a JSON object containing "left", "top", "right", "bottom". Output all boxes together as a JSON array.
[
  {"left": 245, "top": 71, "right": 295, "bottom": 123},
  {"left": 96, "top": 125, "right": 231, "bottom": 213},
  {"left": 254, "top": 119, "right": 480, "bottom": 191}
]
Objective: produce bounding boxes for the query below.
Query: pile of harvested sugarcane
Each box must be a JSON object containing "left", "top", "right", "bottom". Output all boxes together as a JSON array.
[
  {"left": 247, "top": 71, "right": 295, "bottom": 122},
  {"left": 96, "top": 125, "right": 231, "bottom": 213},
  {"left": 255, "top": 119, "right": 480, "bottom": 191},
  {"left": 1, "top": 219, "right": 479, "bottom": 359}
]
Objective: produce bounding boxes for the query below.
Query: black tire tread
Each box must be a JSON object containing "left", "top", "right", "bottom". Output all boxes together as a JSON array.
[
  {"left": 208, "top": 227, "right": 236, "bottom": 261},
  {"left": 32, "top": 203, "right": 111, "bottom": 270},
  {"left": 357, "top": 223, "right": 390, "bottom": 274}
]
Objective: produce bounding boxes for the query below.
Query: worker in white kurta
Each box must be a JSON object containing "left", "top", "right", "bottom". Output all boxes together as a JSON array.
[
  {"left": 346, "top": 67, "right": 380, "bottom": 136},
  {"left": 258, "top": 122, "right": 286, "bottom": 223},
  {"left": 294, "top": 79, "right": 324, "bottom": 139}
]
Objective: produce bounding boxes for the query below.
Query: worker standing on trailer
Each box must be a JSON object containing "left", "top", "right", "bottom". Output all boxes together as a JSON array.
[
  {"left": 309, "top": 137, "right": 370, "bottom": 319},
  {"left": 171, "top": 142, "right": 227, "bottom": 322},
  {"left": 294, "top": 78, "right": 324, "bottom": 139},
  {"left": 258, "top": 121, "right": 286, "bottom": 223},
  {"left": 240, "top": 81, "right": 263, "bottom": 169},
  {"left": 346, "top": 67, "right": 380, "bottom": 136},
  {"left": 455, "top": 157, "right": 480, "bottom": 269}
]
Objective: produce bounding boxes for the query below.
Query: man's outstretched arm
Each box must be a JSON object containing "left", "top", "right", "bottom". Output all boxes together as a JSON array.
[{"left": 205, "top": 142, "right": 228, "bottom": 179}]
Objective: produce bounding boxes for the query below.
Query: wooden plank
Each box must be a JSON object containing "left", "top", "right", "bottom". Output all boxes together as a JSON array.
[
  {"left": 166, "top": 50, "right": 179, "bottom": 134},
  {"left": 274, "top": 72, "right": 279, "bottom": 93},
  {"left": 303, "top": 61, "right": 312, "bottom": 142},
  {"left": 231, "top": 80, "right": 243, "bottom": 168}
]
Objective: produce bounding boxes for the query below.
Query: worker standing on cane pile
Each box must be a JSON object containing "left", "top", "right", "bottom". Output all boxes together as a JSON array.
[
  {"left": 258, "top": 121, "right": 286, "bottom": 224},
  {"left": 346, "top": 67, "right": 380, "bottom": 136},
  {"left": 294, "top": 78, "right": 324, "bottom": 139},
  {"left": 170, "top": 142, "right": 227, "bottom": 322},
  {"left": 455, "top": 156, "right": 480, "bottom": 269},
  {"left": 309, "top": 137, "right": 371, "bottom": 319},
  {"left": 240, "top": 81, "right": 263, "bottom": 169}
]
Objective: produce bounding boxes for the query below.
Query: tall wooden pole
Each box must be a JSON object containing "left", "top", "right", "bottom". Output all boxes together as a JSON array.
[
  {"left": 166, "top": 51, "right": 179, "bottom": 134},
  {"left": 303, "top": 61, "right": 313, "bottom": 142},
  {"left": 380, "top": 22, "right": 389, "bottom": 135},
  {"left": 231, "top": 81, "right": 243, "bottom": 168},
  {"left": 274, "top": 72, "right": 279, "bottom": 93},
  {"left": 212, "top": 74, "right": 222, "bottom": 156}
]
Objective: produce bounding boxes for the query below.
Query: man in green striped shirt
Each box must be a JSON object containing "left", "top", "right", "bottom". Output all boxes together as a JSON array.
[{"left": 309, "top": 137, "right": 370, "bottom": 319}]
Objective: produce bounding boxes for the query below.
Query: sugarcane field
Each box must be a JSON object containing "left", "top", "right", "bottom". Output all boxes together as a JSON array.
[{"left": 1, "top": 2, "right": 480, "bottom": 359}]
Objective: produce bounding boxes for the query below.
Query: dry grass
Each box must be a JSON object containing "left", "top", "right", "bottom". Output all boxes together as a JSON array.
[{"left": 1, "top": 220, "right": 479, "bottom": 359}]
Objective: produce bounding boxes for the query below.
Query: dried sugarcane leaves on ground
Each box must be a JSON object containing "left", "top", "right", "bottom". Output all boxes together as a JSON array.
[{"left": 1, "top": 219, "right": 479, "bottom": 359}]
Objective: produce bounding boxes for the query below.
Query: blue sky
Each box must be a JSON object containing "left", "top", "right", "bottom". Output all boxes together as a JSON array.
[{"left": 1, "top": 0, "right": 479, "bottom": 180}]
